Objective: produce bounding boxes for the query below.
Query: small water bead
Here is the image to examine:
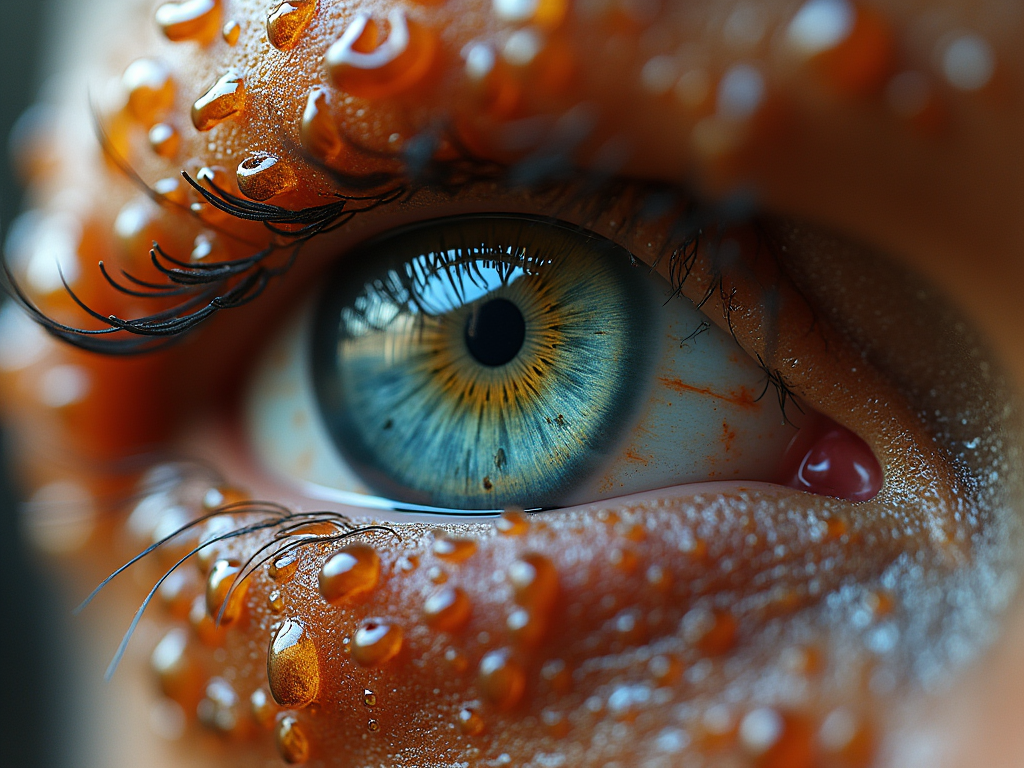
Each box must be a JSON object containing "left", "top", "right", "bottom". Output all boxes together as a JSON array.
[
  {"left": 122, "top": 59, "right": 175, "bottom": 124},
  {"left": 319, "top": 542, "right": 380, "bottom": 603},
  {"left": 275, "top": 714, "right": 311, "bottom": 764},
  {"left": 300, "top": 88, "right": 343, "bottom": 161},
  {"left": 205, "top": 559, "right": 249, "bottom": 624},
  {"left": 222, "top": 19, "right": 241, "bottom": 45},
  {"left": 158, "top": 569, "right": 197, "bottom": 619},
  {"left": 432, "top": 535, "right": 477, "bottom": 563},
  {"left": 477, "top": 649, "right": 525, "bottom": 710},
  {"left": 156, "top": 0, "right": 221, "bottom": 43},
  {"left": 154, "top": 176, "right": 190, "bottom": 206},
  {"left": 197, "top": 677, "right": 240, "bottom": 733},
  {"left": 423, "top": 586, "right": 472, "bottom": 632},
  {"left": 493, "top": 0, "right": 568, "bottom": 29},
  {"left": 427, "top": 565, "right": 448, "bottom": 584},
  {"left": 352, "top": 619, "right": 404, "bottom": 667},
  {"left": 191, "top": 231, "right": 227, "bottom": 262},
  {"left": 506, "top": 607, "right": 546, "bottom": 647},
  {"left": 457, "top": 706, "right": 485, "bottom": 735},
  {"left": 268, "top": 589, "right": 285, "bottom": 613},
  {"left": 540, "top": 658, "right": 571, "bottom": 694},
  {"left": 325, "top": 9, "right": 437, "bottom": 99},
  {"left": 363, "top": 689, "right": 376, "bottom": 707},
  {"left": 495, "top": 509, "right": 529, "bottom": 536},
  {"left": 367, "top": 719, "right": 380, "bottom": 732},
  {"left": 203, "top": 484, "right": 247, "bottom": 511},
  {"left": 236, "top": 153, "right": 297, "bottom": 201},
  {"left": 250, "top": 687, "right": 277, "bottom": 729},
  {"left": 269, "top": 551, "right": 299, "bottom": 582},
  {"left": 648, "top": 653, "right": 684, "bottom": 686},
  {"left": 148, "top": 123, "right": 180, "bottom": 158},
  {"left": 445, "top": 647, "right": 469, "bottom": 673},
  {"left": 189, "top": 594, "right": 228, "bottom": 646},
  {"left": 609, "top": 545, "right": 638, "bottom": 573},
  {"left": 268, "top": 0, "right": 317, "bottom": 51},
  {"left": 507, "top": 553, "right": 558, "bottom": 612},
  {"left": 268, "top": 619, "right": 321, "bottom": 708},
  {"left": 192, "top": 71, "right": 246, "bottom": 131},
  {"left": 151, "top": 628, "right": 200, "bottom": 704}
]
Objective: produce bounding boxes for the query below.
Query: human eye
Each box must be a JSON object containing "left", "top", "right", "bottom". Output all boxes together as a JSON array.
[{"left": 2, "top": 1, "right": 1022, "bottom": 768}]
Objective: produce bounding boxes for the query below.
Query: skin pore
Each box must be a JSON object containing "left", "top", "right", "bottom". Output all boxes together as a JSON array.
[{"left": 4, "top": 0, "right": 1024, "bottom": 766}]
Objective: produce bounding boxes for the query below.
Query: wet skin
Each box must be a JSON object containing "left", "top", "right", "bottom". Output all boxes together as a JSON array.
[{"left": 5, "top": 0, "right": 1024, "bottom": 766}]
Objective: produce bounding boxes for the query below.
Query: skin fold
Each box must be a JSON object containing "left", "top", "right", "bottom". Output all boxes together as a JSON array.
[{"left": 4, "top": 0, "right": 1024, "bottom": 766}]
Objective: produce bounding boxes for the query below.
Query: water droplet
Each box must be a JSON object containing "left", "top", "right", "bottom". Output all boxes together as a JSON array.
[
  {"left": 609, "top": 545, "right": 638, "bottom": 573},
  {"left": 189, "top": 594, "right": 228, "bottom": 646},
  {"left": 269, "top": 551, "right": 299, "bottom": 582},
  {"left": 122, "top": 59, "right": 175, "bottom": 124},
  {"left": 156, "top": 0, "right": 221, "bottom": 43},
  {"left": 250, "top": 687, "right": 277, "bottom": 729},
  {"left": 148, "top": 122, "right": 180, "bottom": 158},
  {"left": 203, "top": 485, "right": 246, "bottom": 511},
  {"left": 151, "top": 627, "right": 201, "bottom": 705},
  {"left": 197, "top": 677, "right": 240, "bottom": 733},
  {"left": 222, "top": 19, "right": 241, "bottom": 45},
  {"left": 367, "top": 718, "right": 380, "bottom": 732},
  {"left": 942, "top": 33, "right": 995, "bottom": 92},
  {"left": 268, "top": 589, "right": 285, "bottom": 613},
  {"left": 648, "top": 653, "right": 683, "bottom": 685},
  {"left": 352, "top": 619, "right": 403, "bottom": 667},
  {"left": 540, "top": 658, "right": 571, "bottom": 694},
  {"left": 444, "top": 646, "right": 469, "bottom": 672},
  {"left": 507, "top": 553, "right": 558, "bottom": 611},
  {"left": 477, "top": 648, "right": 525, "bottom": 710},
  {"left": 299, "top": 88, "right": 343, "bottom": 161},
  {"left": 423, "top": 585, "right": 472, "bottom": 632},
  {"left": 268, "top": 618, "right": 321, "bottom": 708},
  {"left": 154, "top": 176, "right": 190, "bottom": 206},
  {"left": 458, "top": 706, "right": 485, "bottom": 735},
  {"left": 542, "top": 708, "right": 569, "bottom": 737},
  {"left": 275, "top": 714, "right": 311, "bottom": 764},
  {"left": 427, "top": 565, "right": 448, "bottom": 584},
  {"left": 268, "top": 0, "right": 317, "bottom": 51},
  {"left": 818, "top": 708, "right": 874, "bottom": 765},
  {"left": 432, "top": 535, "right": 477, "bottom": 563},
  {"left": 684, "top": 607, "right": 738, "bottom": 656},
  {"left": 192, "top": 71, "right": 246, "bottom": 131},
  {"left": 318, "top": 542, "right": 380, "bottom": 603},
  {"left": 205, "top": 559, "right": 248, "bottom": 624},
  {"left": 506, "top": 607, "right": 547, "bottom": 647},
  {"left": 191, "top": 231, "right": 226, "bottom": 262},
  {"left": 158, "top": 569, "right": 197, "bottom": 619},
  {"left": 495, "top": 509, "right": 529, "bottom": 536},
  {"left": 325, "top": 9, "right": 437, "bottom": 99},
  {"left": 363, "top": 689, "right": 377, "bottom": 707},
  {"left": 236, "top": 153, "right": 297, "bottom": 201}
]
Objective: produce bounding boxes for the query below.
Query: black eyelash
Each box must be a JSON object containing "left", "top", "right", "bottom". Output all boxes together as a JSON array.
[{"left": 1, "top": 105, "right": 803, "bottom": 413}]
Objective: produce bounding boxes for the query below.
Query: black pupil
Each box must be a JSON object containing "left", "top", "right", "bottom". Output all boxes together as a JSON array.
[{"left": 464, "top": 298, "right": 526, "bottom": 367}]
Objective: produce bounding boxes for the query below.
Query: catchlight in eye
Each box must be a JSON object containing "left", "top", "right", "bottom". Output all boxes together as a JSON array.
[{"left": 247, "top": 214, "right": 809, "bottom": 512}]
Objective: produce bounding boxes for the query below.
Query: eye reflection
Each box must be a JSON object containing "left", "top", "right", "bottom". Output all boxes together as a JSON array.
[{"left": 249, "top": 214, "right": 803, "bottom": 510}]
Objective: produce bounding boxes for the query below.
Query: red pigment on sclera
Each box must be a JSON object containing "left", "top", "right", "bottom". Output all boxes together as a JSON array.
[{"left": 779, "top": 411, "right": 882, "bottom": 502}]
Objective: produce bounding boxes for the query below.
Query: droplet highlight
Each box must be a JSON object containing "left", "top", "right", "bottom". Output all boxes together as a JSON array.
[
  {"left": 423, "top": 586, "right": 472, "bottom": 632},
  {"left": 156, "top": 0, "right": 221, "bottom": 43},
  {"left": 495, "top": 509, "right": 530, "bottom": 536},
  {"left": 268, "top": 0, "right": 317, "bottom": 51},
  {"left": 477, "top": 648, "right": 525, "bottom": 710},
  {"left": 122, "top": 59, "right": 175, "bottom": 124},
  {"left": 205, "top": 559, "right": 248, "bottom": 624},
  {"left": 191, "top": 71, "right": 246, "bottom": 131},
  {"left": 268, "top": 618, "right": 321, "bottom": 708},
  {"left": 352, "top": 619, "right": 404, "bottom": 667},
  {"left": 319, "top": 542, "right": 380, "bottom": 603},
  {"left": 432, "top": 535, "right": 477, "bottom": 563},
  {"left": 222, "top": 19, "right": 241, "bottom": 45},
  {"left": 458, "top": 706, "right": 485, "bottom": 735},
  {"left": 269, "top": 550, "right": 299, "bottom": 582}
]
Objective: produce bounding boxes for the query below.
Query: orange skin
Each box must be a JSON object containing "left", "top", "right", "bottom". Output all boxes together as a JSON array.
[{"left": 6, "top": 0, "right": 1024, "bottom": 767}]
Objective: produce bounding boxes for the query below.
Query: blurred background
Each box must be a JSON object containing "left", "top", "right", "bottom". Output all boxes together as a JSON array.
[{"left": 0, "top": 2, "right": 81, "bottom": 767}]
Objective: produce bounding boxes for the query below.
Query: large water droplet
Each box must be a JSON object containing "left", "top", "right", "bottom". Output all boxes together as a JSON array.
[
  {"left": 236, "top": 153, "right": 297, "bottom": 201},
  {"left": 275, "top": 714, "right": 311, "bottom": 764},
  {"left": 151, "top": 627, "right": 201, "bottom": 705},
  {"left": 156, "top": 0, "right": 221, "bottom": 43},
  {"left": 477, "top": 648, "right": 525, "bottom": 710},
  {"left": 122, "top": 59, "right": 175, "bottom": 125},
  {"left": 432, "top": 535, "right": 477, "bottom": 563},
  {"left": 205, "top": 558, "right": 248, "bottom": 624},
  {"left": 222, "top": 19, "right": 241, "bottom": 45},
  {"left": 268, "top": 618, "right": 321, "bottom": 708},
  {"left": 192, "top": 71, "right": 246, "bottom": 131},
  {"left": 319, "top": 542, "right": 380, "bottom": 603},
  {"left": 269, "top": 550, "right": 299, "bottom": 582},
  {"left": 268, "top": 0, "right": 317, "bottom": 51},
  {"left": 325, "top": 9, "right": 437, "bottom": 99},
  {"left": 351, "top": 619, "right": 403, "bottom": 667},
  {"left": 423, "top": 586, "right": 472, "bottom": 632}
]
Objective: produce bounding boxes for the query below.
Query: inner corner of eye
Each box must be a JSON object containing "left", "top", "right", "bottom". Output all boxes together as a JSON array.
[{"left": 242, "top": 213, "right": 882, "bottom": 513}]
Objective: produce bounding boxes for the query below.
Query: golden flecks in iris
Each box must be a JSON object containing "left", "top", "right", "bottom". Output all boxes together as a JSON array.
[
  {"left": 275, "top": 714, "right": 311, "bottom": 764},
  {"left": 156, "top": 0, "right": 221, "bottom": 44},
  {"left": 423, "top": 585, "right": 472, "bottom": 631},
  {"left": 477, "top": 648, "right": 525, "bottom": 710},
  {"left": 457, "top": 706, "right": 485, "bottom": 735},
  {"left": 269, "top": 550, "right": 299, "bottom": 582},
  {"left": 496, "top": 508, "right": 530, "bottom": 536},
  {"left": 267, "top": 0, "right": 317, "bottom": 51},
  {"left": 191, "top": 71, "right": 246, "bottom": 131},
  {"left": 205, "top": 558, "right": 248, "bottom": 624},
  {"left": 352, "top": 619, "right": 404, "bottom": 667},
  {"left": 122, "top": 59, "right": 175, "bottom": 124},
  {"left": 222, "top": 19, "right": 241, "bottom": 45},
  {"left": 148, "top": 122, "right": 180, "bottom": 158},
  {"left": 300, "top": 88, "right": 344, "bottom": 161},
  {"left": 235, "top": 153, "right": 297, "bottom": 201},
  {"left": 250, "top": 687, "right": 277, "bottom": 729},
  {"left": 784, "top": 0, "right": 893, "bottom": 96},
  {"left": 318, "top": 542, "right": 380, "bottom": 603},
  {"left": 325, "top": 9, "right": 437, "bottom": 99},
  {"left": 432, "top": 535, "right": 477, "bottom": 563},
  {"left": 268, "top": 618, "right": 321, "bottom": 708}
]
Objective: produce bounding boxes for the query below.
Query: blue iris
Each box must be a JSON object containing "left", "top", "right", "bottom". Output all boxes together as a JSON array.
[{"left": 311, "top": 215, "right": 654, "bottom": 509}]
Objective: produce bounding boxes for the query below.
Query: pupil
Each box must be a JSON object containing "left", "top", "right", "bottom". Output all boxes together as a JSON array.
[{"left": 464, "top": 298, "right": 526, "bottom": 367}]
